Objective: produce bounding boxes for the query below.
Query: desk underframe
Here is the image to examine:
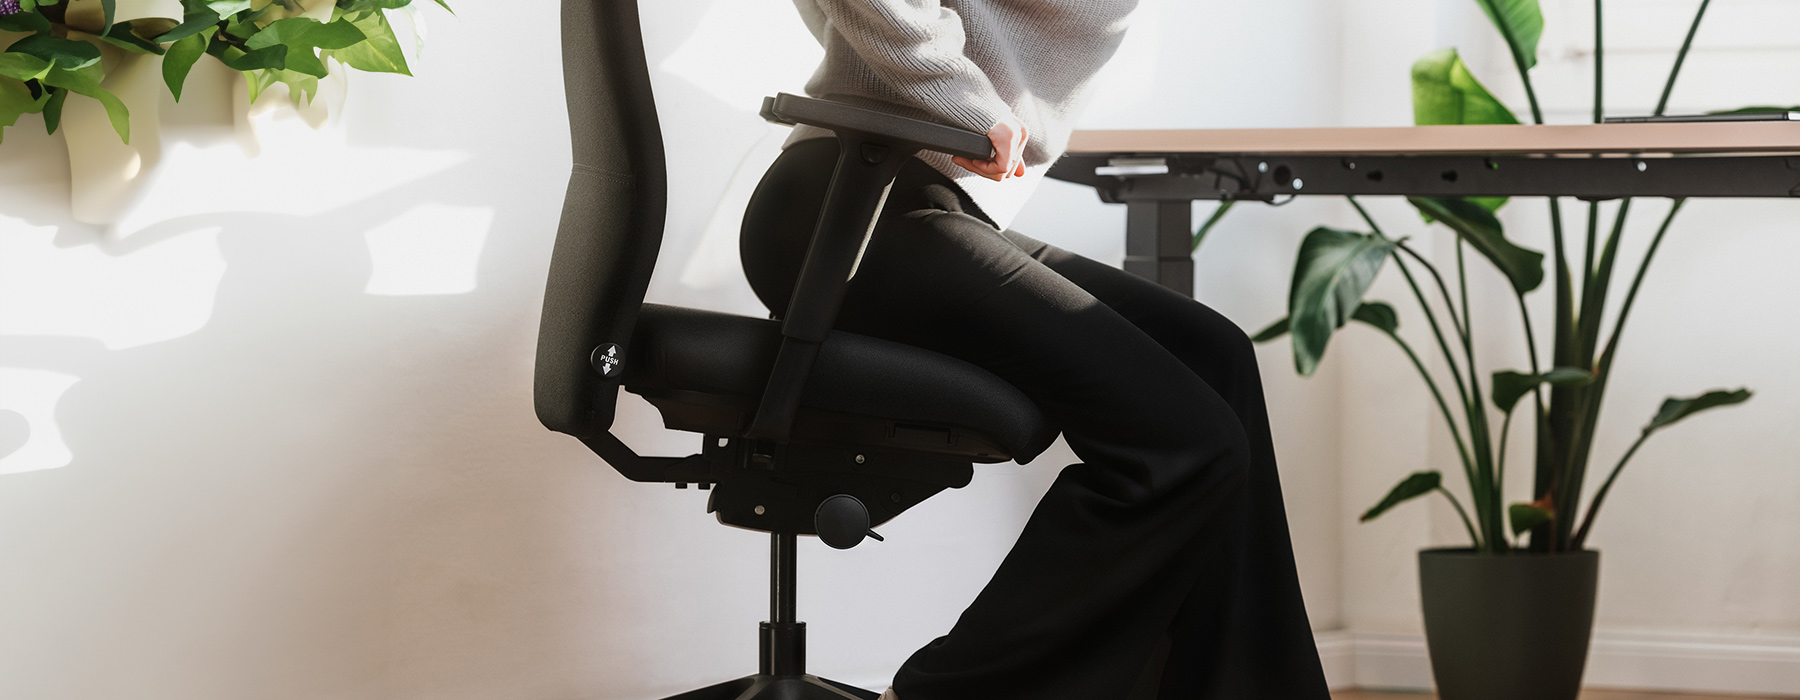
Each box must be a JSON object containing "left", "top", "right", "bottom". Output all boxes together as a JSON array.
[{"left": 1048, "top": 151, "right": 1800, "bottom": 297}]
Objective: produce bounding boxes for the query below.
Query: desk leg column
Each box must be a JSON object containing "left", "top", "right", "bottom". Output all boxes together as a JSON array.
[{"left": 1125, "top": 200, "right": 1195, "bottom": 298}]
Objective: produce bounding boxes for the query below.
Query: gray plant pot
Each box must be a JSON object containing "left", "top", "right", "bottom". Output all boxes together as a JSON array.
[{"left": 1418, "top": 548, "right": 1600, "bottom": 700}]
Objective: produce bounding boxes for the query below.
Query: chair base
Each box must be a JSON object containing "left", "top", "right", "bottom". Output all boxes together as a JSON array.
[{"left": 661, "top": 674, "right": 879, "bottom": 700}]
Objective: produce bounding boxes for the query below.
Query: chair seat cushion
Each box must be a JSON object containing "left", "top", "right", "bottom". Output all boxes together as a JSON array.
[{"left": 620, "top": 304, "right": 1056, "bottom": 463}]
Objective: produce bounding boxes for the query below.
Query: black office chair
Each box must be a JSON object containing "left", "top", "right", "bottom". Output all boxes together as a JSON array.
[{"left": 535, "top": 2, "right": 1058, "bottom": 699}]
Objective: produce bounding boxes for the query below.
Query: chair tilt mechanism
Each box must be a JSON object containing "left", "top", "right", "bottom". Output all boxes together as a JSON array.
[{"left": 534, "top": 2, "right": 1055, "bottom": 698}]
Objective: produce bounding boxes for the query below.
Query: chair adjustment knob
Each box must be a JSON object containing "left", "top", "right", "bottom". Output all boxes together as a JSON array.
[{"left": 814, "top": 494, "right": 884, "bottom": 549}]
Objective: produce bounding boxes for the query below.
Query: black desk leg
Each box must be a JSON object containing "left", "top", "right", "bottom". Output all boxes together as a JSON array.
[{"left": 1124, "top": 199, "right": 1196, "bottom": 298}]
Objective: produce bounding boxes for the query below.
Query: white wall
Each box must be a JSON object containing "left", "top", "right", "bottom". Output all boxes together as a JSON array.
[{"left": 1, "top": 0, "right": 1794, "bottom": 698}]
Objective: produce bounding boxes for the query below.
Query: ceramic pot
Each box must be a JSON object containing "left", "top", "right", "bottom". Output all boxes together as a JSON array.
[{"left": 1418, "top": 548, "right": 1600, "bottom": 700}]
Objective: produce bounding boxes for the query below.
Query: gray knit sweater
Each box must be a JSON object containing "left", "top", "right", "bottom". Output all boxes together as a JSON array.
[{"left": 788, "top": 0, "right": 1139, "bottom": 229}]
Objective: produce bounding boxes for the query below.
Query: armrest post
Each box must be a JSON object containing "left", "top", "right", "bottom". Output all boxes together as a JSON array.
[
  {"left": 744, "top": 94, "right": 991, "bottom": 444},
  {"left": 744, "top": 134, "right": 915, "bottom": 443}
]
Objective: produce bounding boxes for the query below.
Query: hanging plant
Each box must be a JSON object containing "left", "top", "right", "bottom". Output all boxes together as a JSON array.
[{"left": 0, "top": 0, "right": 452, "bottom": 146}]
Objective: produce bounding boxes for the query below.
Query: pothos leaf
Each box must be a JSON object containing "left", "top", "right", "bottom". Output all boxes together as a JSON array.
[
  {"left": 102, "top": 22, "right": 168, "bottom": 55},
  {"left": 41, "top": 66, "right": 130, "bottom": 143},
  {"left": 245, "top": 17, "right": 366, "bottom": 78},
  {"left": 1, "top": 75, "right": 51, "bottom": 142},
  {"left": 0, "top": 52, "right": 55, "bottom": 82},
  {"left": 0, "top": 8, "right": 54, "bottom": 33},
  {"left": 6, "top": 34, "right": 104, "bottom": 72},
  {"left": 163, "top": 26, "right": 215, "bottom": 101},
  {"left": 320, "top": 6, "right": 409, "bottom": 76},
  {"left": 43, "top": 88, "right": 68, "bottom": 134}
]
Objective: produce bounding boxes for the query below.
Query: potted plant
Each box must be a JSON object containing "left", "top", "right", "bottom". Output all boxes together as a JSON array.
[
  {"left": 1250, "top": 1, "right": 1767, "bottom": 698},
  {"left": 1, "top": 0, "right": 450, "bottom": 219}
]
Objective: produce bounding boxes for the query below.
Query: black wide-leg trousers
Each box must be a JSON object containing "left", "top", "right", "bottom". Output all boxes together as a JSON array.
[{"left": 740, "top": 138, "right": 1330, "bottom": 700}]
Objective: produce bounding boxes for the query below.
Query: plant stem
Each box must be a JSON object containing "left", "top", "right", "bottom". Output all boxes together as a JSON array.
[
  {"left": 1571, "top": 430, "right": 1650, "bottom": 549},
  {"left": 1656, "top": 0, "right": 1714, "bottom": 116},
  {"left": 1580, "top": 200, "right": 1635, "bottom": 361},
  {"left": 1397, "top": 243, "right": 1468, "bottom": 344},
  {"left": 1455, "top": 240, "right": 1501, "bottom": 548},
  {"left": 1516, "top": 292, "right": 1547, "bottom": 416},
  {"left": 1348, "top": 198, "right": 1470, "bottom": 405},
  {"left": 1602, "top": 200, "right": 1686, "bottom": 375},
  {"left": 1355, "top": 198, "right": 1468, "bottom": 344},
  {"left": 1534, "top": 199, "right": 1578, "bottom": 552},
  {"left": 1392, "top": 254, "right": 1474, "bottom": 425},
  {"left": 1497, "top": 408, "right": 1513, "bottom": 500},
  {"left": 1193, "top": 201, "right": 1235, "bottom": 252},
  {"left": 1383, "top": 329, "right": 1477, "bottom": 488},
  {"left": 1437, "top": 486, "right": 1485, "bottom": 550},
  {"left": 1594, "top": 0, "right": 1605, "bottom": 123}
]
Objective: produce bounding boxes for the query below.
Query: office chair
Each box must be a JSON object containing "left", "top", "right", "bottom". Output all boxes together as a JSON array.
[{"left": 534, "top": 2, "right": 1058, "bottom": 698}]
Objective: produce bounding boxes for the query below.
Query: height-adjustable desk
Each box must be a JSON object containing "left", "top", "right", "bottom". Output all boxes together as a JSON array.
[{"left": 1046, "top": 122, "right": 1800, "bottom": 296}]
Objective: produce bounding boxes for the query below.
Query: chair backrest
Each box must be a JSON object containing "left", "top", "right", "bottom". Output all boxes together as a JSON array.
[{"left": 535, "top": 0, "right": 667, "bottom": 438}]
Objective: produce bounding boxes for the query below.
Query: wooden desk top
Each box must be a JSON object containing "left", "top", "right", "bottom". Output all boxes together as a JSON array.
[{"left": 1064, "top": 122, "right": 1800, "bottom": 157}]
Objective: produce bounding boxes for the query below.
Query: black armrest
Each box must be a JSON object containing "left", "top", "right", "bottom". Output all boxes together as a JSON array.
[
  {"left": 744, "top": 94, "right": 991, "bottom": 443},
  {"left": 761, "top": 93, "right": 994, "bottom": 161}
]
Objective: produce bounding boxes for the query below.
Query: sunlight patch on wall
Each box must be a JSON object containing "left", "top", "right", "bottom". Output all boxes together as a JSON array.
[
  {"left": 0, "top": 217, "right": 227, "bottom": 350},
  {"left": 658, "top": 0, "right": 823, "bottom": 112},
  {"left": 363, "top": 203, "right": 495, "bottom": 296},
  {"left": 0, "top": 368, "right": 79, "bottom": 475},
  {"left": 679, "top": 125, "right": 788, "bottom": 290}
]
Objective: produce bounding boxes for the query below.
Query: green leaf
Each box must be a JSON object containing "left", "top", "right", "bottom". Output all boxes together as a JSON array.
[
  {"left": 1253, "top": 301, "right": 1395, "bottom": 345},
  {"left": 1509, "top": 502, "right": 1553, "bottom": 537},
  {"left": 1, "top": 75, "right": 51, "bottom": 143},
  {"left": 1412, "top": 48, "right": 1520, "bottom": 127},
  {"left": 100, "top": 0, "right": 117, "bottom": 33},
  {"left": 6, "top": 34, "right": 104, "bottom": 72},
  {"left": 1472, "top": 0, "right": 1544, "bottom": 70},
  {"left": 206, "top": 0, "right": 253, "bottom": 16},
  {"left": 1408, "top": 197, "right": 1544, "bottom": 294},
  {"left": 1361, "top": 470, "right": 1441, "bottom": 522},
  {"left": 320, "top": 7, "right": 409, "bottom": 75},
  {"left": 40, "top": 66, "right": 129, "bottom": 143},
  {"left": 163, "top": 28, "right": 213, "bottom": 101},
  {"left": 1250, "top": 317, "right": 1289, "bottom": 344},
  {"left": 1645, "top": 388, "right": 1751, "bottom": 433},
  {"left": 1351, "top": 301, "right": 1399, "bottom": 334},
  {"left": 209, "top": 38, "right": 288, "bottom": 72},
  {"left": 0, "top": 9, "right": 55, "bottom": 33},
  {"left": 245, "top": 17, "right": 366, "bottom": 78},
  {"left": 0, "top": 52, "right": 55, "bottom": 82},
  {"left": 1287, "top": 226, "right": 1396, "bottom": 376},
  {"left": 42, "top": 88, "right": 68, "bottom": 134},
  {"left": 429, "top": 0, "right": 452, "bottom": 14},
  {"left": 1491, "top": 367, "right": 1591, "bottom": 412},
  {"left": 102, "top": 22, "right": 168, "bottom": 55}
]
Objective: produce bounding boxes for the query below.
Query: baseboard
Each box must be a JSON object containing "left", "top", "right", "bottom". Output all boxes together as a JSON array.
[{"left": 1314, "top": 628, "right": 1800, "bottom": 696}]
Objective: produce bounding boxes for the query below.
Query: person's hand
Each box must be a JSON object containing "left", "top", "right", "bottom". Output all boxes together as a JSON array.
[{"left": 953, "top": 116, "right": 1028, "bottom": 182}]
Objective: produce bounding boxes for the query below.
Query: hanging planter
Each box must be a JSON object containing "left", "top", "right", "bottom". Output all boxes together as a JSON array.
[{"left": 0, "top": 0, "right": 451, "bottom": 222}]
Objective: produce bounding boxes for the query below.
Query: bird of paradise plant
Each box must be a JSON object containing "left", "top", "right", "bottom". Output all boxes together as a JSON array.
[{"left": 1253, "top": 0, "right": 1767, "bottom": 553}]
